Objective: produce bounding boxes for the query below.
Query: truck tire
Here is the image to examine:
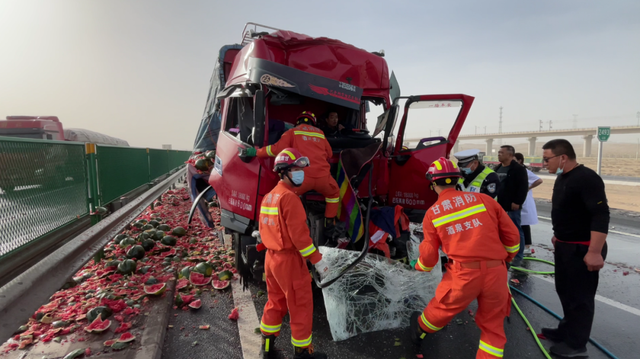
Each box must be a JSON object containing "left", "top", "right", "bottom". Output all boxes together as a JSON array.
[{"left": 232, "top": 232, "right": 255, "bottom": 271}]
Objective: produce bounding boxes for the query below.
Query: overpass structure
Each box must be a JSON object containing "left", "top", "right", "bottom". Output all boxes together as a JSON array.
[{"left": 407, "top": 126, "right": 640, "bottom": 157}]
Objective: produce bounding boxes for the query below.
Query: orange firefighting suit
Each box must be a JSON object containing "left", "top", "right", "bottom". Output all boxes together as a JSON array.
[
  {"left": 414, "top": 188, "right": 520, "bottom": 358},
  {"left": 257, "top": 124, "right": 340, "bottom": 218},
  {"left": 259, "top": 181, "right": 322, "bottom": 348}
]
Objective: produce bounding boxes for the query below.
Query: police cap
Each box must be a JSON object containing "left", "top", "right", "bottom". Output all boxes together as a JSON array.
[{"left": 453, "top": 149, "right": 480, "bottom": 166}]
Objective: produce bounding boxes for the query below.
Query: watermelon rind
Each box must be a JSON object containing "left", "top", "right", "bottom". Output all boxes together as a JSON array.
[
  {"left": 189, "top": 272, "right": 211, "bottom": 286},
  {"left": 104, "top": 339, "right": 117, "bottom": 346},
  {"left": 116, "top": 332, "right": 136, "bottom": 343},
  {"left": 188, "top": 299, "right": 202, "bottom": 310},
  {"left": 143, "top": 283, "right": 166, "bottom": 295},
  {"left": 212, "top": 280, "right": 230, "bottom": 290},
  {"left": 84, "top": 316, "right": 111, "bottom": 333}
]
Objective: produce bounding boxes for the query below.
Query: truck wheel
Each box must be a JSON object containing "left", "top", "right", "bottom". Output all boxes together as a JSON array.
[{"left": 233, "top": 232, "right": 244, "bottom": 271}]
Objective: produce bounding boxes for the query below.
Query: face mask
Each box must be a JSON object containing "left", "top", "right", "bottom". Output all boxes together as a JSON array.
[
  {"left": 291, "top": 171, "right": 305, "bottom": 186},
  {"left": 556, "top": 159, "right": 566, "bottom": 176},
  {"left": 461, "top": 167, "right": 473, "bottom": 175}
]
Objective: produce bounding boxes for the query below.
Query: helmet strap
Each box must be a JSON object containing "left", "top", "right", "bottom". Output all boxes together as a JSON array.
[{"left": 284, "top": 171, "right": 302, "bottom": 187}]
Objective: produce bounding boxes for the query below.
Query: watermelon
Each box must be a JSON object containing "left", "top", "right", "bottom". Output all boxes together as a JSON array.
[
  {"left": 116, "top": 332, "right": 136, "bottom": 343},
  {"left": 195, "top": 262, "right": 213, "bottom": 277},
  {"left": 154, "top": 231, "right": 166, "bottom": 241},
  {"left": 161, "top": 235, "right": 177, "bottom": 246},
  {"left": 195, "top": 159, "right": 211, "bottom": 171},
  {"left": 141, "top": 238, "right": 155, "bottom": 251},
  {"left": 212, "top": 280, "right": 229, "bottom": 290},
  {"left": 205, "top": 150, "right": 216, "bottom": 159},
  {"left": 103, "top": 339, "right": 117, "bottom": 346},
  {"left": 179, "top": 266, "right": 193, "bottom": 279},
  {"left": 218, "top": 270, "right": 233, "bottom": 281},
  {"left": 117, "top": 259, "right": 137, "bottom": 275},
  {"left": 175, "top": 293, "right": 194, "bottom": 307},
  {"left": 172, "top": 226, "right": 187, "bottom": 237},
  {"left": 111, "top": 341, "right": 130, "bottom": 350},
  {"left": 176, "top": 278, "right": 189, "bottom": 291},
  {"left": 188, "top": 299, "right": 202, "bottom": 310},
  {"left": 126, "top": 245, "right": 146, "bottom": 260},
  {"left": 120, "top": 237, "right": 136, "bottom": 247},
  {"left": 87, "top": 306, "right": 113, "bottom": 322},
  {"left": 157, "top": 224, "right": 171, "bottom": 231},
  {"left": 189, "top": 272, "right": 211, "bottom": 286},
  {"left": 144, "top": 283, "right": 167, "bottom": 295},
  {"left": 84, "top": 316, "right": 111, "bottom": 333},
  {"left": 228, "top": 307, "right": 239, "bottom": 321},
  {"left": 148, "top": 220, "right": 160, "bottom": 228}
]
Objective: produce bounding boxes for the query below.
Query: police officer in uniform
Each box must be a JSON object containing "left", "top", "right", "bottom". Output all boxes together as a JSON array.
[{"left": 454, "top": 149, "right": 500, "bottom": 198}]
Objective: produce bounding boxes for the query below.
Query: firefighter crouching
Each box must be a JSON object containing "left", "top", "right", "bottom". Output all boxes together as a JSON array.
[
  {"left": 240, "top": 111, "right": 342, "bottom": 241},
  {"left": 409, "top": 157, "right": 520, "bottom": 358},
  {"left": 258, "top": 148, "right": 330, "bottom": 359}
]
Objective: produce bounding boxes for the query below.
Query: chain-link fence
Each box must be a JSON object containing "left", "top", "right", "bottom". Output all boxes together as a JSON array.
[
  {"left": 0, "top": 136, "right": 191, "bottom": 258},
  {"left": 0, "top": 137, "right": 88, "bottom": 256}
]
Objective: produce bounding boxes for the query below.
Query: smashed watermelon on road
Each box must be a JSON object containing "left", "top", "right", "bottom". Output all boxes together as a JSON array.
[{"left": 1, "top": 186, "right": 234, "bottom": 354}]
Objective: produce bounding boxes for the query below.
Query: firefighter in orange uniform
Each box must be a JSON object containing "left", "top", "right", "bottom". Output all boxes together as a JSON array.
[
  {"left": 258, "top": 148, "right": 330, "bottom": 359},
  {"left": 409, "top": 157, "right": 520, "bottom": 358},
  {"left": 240, "top": 111, "right": 341, "bottom": 239}
]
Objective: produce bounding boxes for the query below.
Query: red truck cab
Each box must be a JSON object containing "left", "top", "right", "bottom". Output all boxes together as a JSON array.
[
  {"left": 203, "top": 23, "right": 474, "bottom": 280},
  {"left": 0, "top": 116, "right": 65, "bottom": 140}
]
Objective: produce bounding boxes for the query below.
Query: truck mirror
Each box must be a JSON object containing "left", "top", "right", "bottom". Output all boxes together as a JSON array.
[{"left": 252, "top": 90, "right": 265, "bottom": 147}]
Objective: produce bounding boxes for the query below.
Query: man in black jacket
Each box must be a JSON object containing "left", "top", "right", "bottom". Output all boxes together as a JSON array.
[{"left": 494, "top": 145, "right": 529, "bottom": 265}]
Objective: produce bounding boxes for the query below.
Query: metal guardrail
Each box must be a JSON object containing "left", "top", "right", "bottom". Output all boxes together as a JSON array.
[{"left": 0, "top": 170, "right": 185, "bottom": 343}]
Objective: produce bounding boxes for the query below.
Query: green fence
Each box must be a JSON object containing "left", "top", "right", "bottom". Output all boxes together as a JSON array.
[{"left": 0, "top": 136, "right": 191, "bottom": 257}]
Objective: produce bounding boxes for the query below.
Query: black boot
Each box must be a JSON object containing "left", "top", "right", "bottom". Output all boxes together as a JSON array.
[
  {"left": 409, "top": 311, "right": 428, "bottom": 345},
  {"left": 294, "top": 345, "right": 327, "bottom": 359},
  {"left": 261, "top": 334, "right": 276, "bottom": 359}
]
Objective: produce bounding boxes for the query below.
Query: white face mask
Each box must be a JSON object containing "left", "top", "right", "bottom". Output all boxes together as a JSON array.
[
  {"left": 291, "top": 171, "right": 305, "bottom": 186},
  {"left": 556, "top": 158, "right": 566, "bottom": 176}
]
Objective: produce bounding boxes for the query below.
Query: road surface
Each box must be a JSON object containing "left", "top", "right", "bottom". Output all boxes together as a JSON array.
[{"left": 162, "top": 202, "right": 640, "bottom": 359}]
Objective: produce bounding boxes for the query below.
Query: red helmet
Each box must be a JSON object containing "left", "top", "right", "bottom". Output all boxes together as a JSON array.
[
  {"left": 273, "top": 148, "right": 310, "bottom": 173},
  {"left": 296, "top": 111, "right": 317, "bottom": 126},
  {"left": 426, "top": 157, "right": 462, "bottom": 184}
]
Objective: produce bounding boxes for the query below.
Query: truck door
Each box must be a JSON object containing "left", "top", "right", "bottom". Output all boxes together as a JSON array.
[{"left": 387, "top": 94, "right": 474, "bottom": 211}]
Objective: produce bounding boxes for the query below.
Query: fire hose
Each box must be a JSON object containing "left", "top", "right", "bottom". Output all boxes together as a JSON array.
[{"left": 510, "top": 257, "right": 619, "bottom": 359}]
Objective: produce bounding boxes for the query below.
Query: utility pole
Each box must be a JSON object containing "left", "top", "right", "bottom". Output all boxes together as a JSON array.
[
  {"left": 573, "top": 114, "right": 578, "bottom": 129},
  {"left": 539, "top": 120, "right": 543, "bottom": 131},
  {"left": 549, "top": 120, "right": 553, "bottom": 130}
]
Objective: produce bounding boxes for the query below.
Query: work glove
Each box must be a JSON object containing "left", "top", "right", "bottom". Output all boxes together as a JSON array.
[
  {"left": 238, "top": 147, "right": 257, "bottom": 158},
  {"left": 409, "top": 259, "right": 418, "bottom": 270},
  {"left": 314, "top": 259, "right": 330, "bottom": 281}
]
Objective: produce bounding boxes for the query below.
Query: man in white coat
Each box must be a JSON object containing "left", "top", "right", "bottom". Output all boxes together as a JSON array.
[{"left": 515, "top": 153, "right": 543, "bottom": 255}]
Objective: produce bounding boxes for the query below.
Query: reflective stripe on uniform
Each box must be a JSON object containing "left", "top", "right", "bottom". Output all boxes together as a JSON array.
[
  {"left": 479, "top": 340, "right": 504, "bottom": 357},
  {"left": 420, "top": 313, "right": 443, "bottom": 332},
  {"left": 431, "top": 204, "right": 487, "bottom": 228},
  {"left": 260, "top": 321, "right": 282, "bottom": 333},
  {"left": 266, "top": 146, "right": 275, "bottom": 157},
  {"left": 325, "top": 197, "right": 339, "bottom": 203},
  {"left": 417, "top": 258, "right": 433, "bottom": 272},
  {"left": 291, "top": 334, "right": 312, "bottom": 347},
  {"left": 504, "top": 243, "right": 520, "bottom": 253},
  {"left": 260, "top": 207, "right": 278, "bottom": 215},
  {"left": 299, "top": 244, "right": 317, "bottom": 257},
  {"left": 294, "top": 130, "right": 325, "bottom": 139}
]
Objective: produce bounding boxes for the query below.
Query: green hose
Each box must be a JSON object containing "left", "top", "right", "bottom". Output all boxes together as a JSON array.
[
  {"left": 511, "top": 256, "right": 555, "bottom": 275},
  {"left": 510, "top": 294, "right": 553, "bottom": 359}
]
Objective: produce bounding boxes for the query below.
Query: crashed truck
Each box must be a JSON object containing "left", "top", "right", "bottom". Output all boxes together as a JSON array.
[{"left": 189, "top": 23, "right": 475, "bottom": 340}]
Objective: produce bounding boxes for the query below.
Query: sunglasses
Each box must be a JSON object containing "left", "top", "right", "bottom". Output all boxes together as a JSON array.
[{"left": 543, "top": 154, "right": 562, "bottom": 163}]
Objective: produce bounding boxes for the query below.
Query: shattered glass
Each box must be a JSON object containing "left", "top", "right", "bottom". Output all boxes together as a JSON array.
[{"left": 319, "top": 229, "right": 442, "bottom": 341}]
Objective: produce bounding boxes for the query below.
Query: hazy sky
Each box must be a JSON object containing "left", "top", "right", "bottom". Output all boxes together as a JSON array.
[{"left": 1, "top": 0, "right": 639, "bottom": 149}]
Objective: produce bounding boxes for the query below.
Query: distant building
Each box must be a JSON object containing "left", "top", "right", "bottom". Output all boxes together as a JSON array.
[{"left": 162, "top": 144, "right": 172, "bottom": 149}]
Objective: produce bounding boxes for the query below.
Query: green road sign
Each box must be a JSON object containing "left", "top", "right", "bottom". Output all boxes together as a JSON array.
[{"left": 597, "top": 126, "right": 611, "bottom": 142}]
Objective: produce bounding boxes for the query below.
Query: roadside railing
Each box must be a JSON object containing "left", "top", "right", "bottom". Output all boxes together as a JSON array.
[{"left": 0, "top": 136, "right": 190, "bottom": 259}]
